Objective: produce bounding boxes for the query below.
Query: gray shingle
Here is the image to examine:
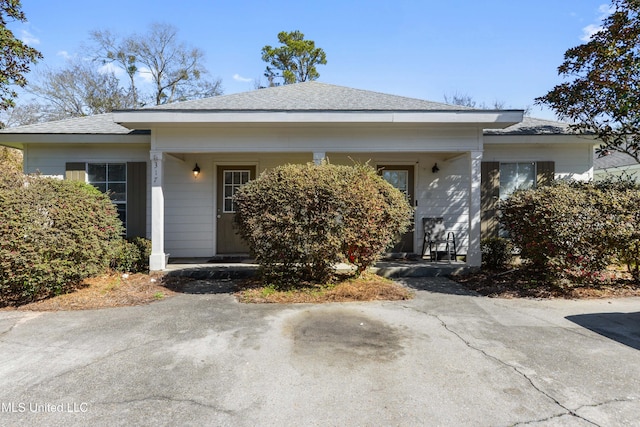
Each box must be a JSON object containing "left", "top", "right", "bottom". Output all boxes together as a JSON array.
[
  {"left": 594, "top": 150, "right": 639, "bottom": 169},
  {"left": 483, "top": 116, "right": 573, "bottom": 135},
  {"left": 141, "top": 81, "right": 475, "bottom": 112},
  {"left": 0, "top": 113, "right": 142, "bottom": 135}
]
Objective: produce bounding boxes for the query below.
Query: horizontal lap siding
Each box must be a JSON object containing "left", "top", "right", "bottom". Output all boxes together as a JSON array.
[
  {"left": 26, "top": 143, "right": 152, "bottom": 239},
  {"left": 483, "top": 143, "right": 594, "bottom": 181},
  {"left": 163, "top": 153, "right": 311, "bottom": 257},
  {"left": 330, "top": 152, "right": 471, "bottom": 255}
]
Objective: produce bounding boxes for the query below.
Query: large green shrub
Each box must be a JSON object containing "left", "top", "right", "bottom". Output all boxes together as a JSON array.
[
  {"left": 0, "top": 177, "right": 124, "bottom": 303},
  {"left": 500, "top": 180, "right": 640, "bottom": 283},
  {"left": 234, "top": 162, "right": 413, "bottom": 286}
]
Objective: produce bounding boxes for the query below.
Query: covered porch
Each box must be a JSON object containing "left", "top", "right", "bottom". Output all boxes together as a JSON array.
[{"left": 145, "top": 147, "right": 485, "bottom": 271}]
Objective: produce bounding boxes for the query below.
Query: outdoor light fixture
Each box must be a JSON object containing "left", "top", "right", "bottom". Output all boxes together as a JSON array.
[
  {"left": 192, "top": 163, "right": 201, "bottom": 177},
  {"left": 432, "top": 163, "right": 440, "bottom": 173}
]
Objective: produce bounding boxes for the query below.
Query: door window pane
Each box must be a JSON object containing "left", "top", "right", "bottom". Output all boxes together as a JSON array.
[
  {"left": 382, "top": 170, "right": 409, "bottom": 195},
  {"left": 223, "top": 170, "right": 251, "bottom": 213}
]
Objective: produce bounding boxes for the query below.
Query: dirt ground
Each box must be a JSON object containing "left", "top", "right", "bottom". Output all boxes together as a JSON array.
[
  {"left": 4, "top": 266, "right": 640, "bottom": 312},
  {"left": 1, "top": 273, "right": 180, "bottom": 311},
  {"left": 453, "top": 268, "right": 640, "bottom": 299}
]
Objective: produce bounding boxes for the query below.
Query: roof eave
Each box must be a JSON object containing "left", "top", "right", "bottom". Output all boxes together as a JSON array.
[
  {"left": 0, "top": 133, "right": 151, "bottom": 145},
  {"left": 114, "top": 110, "right": 524, "bottom": 129}
]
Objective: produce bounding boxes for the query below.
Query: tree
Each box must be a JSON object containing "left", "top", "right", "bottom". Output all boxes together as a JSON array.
[
  {"left": 28, "top": 60, "right": 133, "bottom": 118},
  {"left": 536, "top": 0, "right": 640, "bottom": 163},
  {"left": 91, "top": 23, "right": 223, "bottom": 106},
  {"left": 89, "top": 29, "right": 140, "bottom": 107},
  {"left": 261, "top": 30, "right": 327, "bottom": 85},
  {"left": 0, "top": 0, "right": 42, "bottom": 110}
]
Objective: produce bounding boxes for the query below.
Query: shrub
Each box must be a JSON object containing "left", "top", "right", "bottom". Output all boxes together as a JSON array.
[
  {"left": 0, "top": 176, "right": 123, "bottom": 304},
  {"left": 481, "top": 237, "right": 513, "bottom": 270},
  {"left": 234, "top": 162, "right": 413, "bottom": 286},
  {"left": 500, "top": 180, "right": 640, "bottom": 283},
  {"left": 111, "top": 237, "right": 151, "bottom": 273}
]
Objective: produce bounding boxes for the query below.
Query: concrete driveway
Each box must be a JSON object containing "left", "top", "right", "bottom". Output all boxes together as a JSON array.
[{"left": 0, "top": 277, "right": 639, "bottom": 426}]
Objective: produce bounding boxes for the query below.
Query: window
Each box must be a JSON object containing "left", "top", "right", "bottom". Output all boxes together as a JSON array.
[
  {"left": 87, "top": 163, "right": 127, "bottom": 230},
  {"left": 499, "top": 162, "right": 536, "bottom": 200},
  {"left": 223, "top": 170, "right": 250, "bottom": 213},
  {"left": 382, "top": 170, "right": 409, "bottom": 197}
]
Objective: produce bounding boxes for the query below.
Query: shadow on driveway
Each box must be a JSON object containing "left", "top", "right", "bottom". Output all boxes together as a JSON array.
[{"left": 566, "top": 311, "right": 640, "bottom": 350}]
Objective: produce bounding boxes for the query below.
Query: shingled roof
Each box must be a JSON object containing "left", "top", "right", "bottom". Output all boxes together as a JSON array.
[
  {"left": 0, "top": 113, "right": 145, "bottom": 135},
  {"left": 593, "top": 150, "right": 639, "bottom": 169},
  {"left": 137, "top": 81, "right": 475, "bottom": 112},
  {"left": 484, "top": 116, "right": 573, "bottom": 135},
  {"left": 1, "top": 82, "right": 522, "bottom": 135}
]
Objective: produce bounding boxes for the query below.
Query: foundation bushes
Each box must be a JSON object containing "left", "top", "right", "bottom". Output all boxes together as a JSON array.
[
  {"left": 500, "top": 179, "right": 640, "bottom": 283},
  {"left": 234, "top": 162, "right": 413, "bottom": 286},
  {"left": 111, "top": 237, "right": 152, "bottom": 273},
  {"left": 0, "top": 176, "right": 124, "bottom": 304}
]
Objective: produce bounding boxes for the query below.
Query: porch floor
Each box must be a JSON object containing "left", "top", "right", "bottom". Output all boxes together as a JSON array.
[{"left": 163, "top": 257, "right": 474, "bottom": 280}]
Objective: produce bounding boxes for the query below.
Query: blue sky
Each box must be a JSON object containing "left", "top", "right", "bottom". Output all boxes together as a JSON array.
[{"left": 12, "top": 0, "right": 612, "bottom": 119}]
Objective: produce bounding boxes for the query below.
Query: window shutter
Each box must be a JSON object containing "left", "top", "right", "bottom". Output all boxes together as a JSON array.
[
  {"left": 481, "top": 161, "right": 500, "bottom": 240},
  {"left": 126, "top": 162, "right": 147, "bottom": 239},
  {"left": 536, "top": 161, "right": 555, "bottom": 187},
  {"left": 65, "top": 162, "right": 86, "bottom": 181}
]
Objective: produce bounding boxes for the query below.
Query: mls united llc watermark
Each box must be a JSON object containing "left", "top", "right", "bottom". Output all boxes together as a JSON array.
[{"left": 2, "top": 402, "right": 89, "bottom": 413}]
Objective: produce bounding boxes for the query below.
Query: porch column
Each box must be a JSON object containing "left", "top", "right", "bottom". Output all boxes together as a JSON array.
[
  {"left": 313, "top": 152, "right": 326, "bottom": 165},
  {"left": 149, "top": 151, "right": 166, "bottom": 270},
  {"left": 468, "top": 151, "right": 483, "bottom": 267}
]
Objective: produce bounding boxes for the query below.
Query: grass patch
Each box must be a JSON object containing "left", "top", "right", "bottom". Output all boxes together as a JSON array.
[
  {"left": 236, "top": 272, "right": 413, "bottom": 303},
  {"left": 1, "top": 272, "right": 176, "bottom": 311}
]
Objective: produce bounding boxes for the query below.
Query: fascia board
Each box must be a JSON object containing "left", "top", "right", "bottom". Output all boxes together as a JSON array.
[
  {"left": 114, "top": 110, "right": 523, "bottom": 128},
  {"left": 0, "top": 134, "right": 151, "bottom": 144},
  {"left": 484, "top": 134, "right": 598, "bottom": 145}
]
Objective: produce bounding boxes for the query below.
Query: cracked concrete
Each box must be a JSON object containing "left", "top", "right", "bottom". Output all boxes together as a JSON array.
[{"left": 0, "top": 277, "right": 639, "bottom": 426}]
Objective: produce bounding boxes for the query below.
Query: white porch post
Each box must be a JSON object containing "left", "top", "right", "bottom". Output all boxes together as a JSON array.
[
  {"left": 468, "top": 150, "right": 483, "bottom": 267},
  {"left": 149, "top": 151, "right": 166, "bottom": 270},
  {"left": 313, "top": 152, "right": 326, "bottom": 165}
]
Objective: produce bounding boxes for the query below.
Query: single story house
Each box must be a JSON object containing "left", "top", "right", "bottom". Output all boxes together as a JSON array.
[{"left": 0, "top": 82, "right": 595, "bottom": 270}]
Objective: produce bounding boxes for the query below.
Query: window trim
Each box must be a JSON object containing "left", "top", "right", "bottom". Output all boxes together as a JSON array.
[{"left": 86, "top": 162, "right": 128, "bottom": 232}]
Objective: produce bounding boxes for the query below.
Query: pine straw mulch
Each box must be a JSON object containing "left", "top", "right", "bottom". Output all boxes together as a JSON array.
[
  {"left": 452, "top": 268, "right": 640, "bottom": 299},
  {"left": 235, "top": 272, "right": 413, "bottom": 303},
  {"left": 1, "top": 272, "right": 181, "bottom": 311}
]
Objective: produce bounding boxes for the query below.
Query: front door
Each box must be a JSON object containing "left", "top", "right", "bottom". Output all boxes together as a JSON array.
[
  {"left": 216, "top": 166, "right": 256, "bottom": 254},
  {"left": 379, "top": 165, "right": 415, "bottom": 253}
]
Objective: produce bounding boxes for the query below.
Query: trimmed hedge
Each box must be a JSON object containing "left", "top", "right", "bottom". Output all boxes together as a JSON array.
[
  {"left": 500, "top": 180, "right": 640, "bottom": 283},
  {"left": 0, "top": 176, "right": 124, "bottom": 303},
  {"left": 234, "top": 162, "right": 413, "bottom": 286}
]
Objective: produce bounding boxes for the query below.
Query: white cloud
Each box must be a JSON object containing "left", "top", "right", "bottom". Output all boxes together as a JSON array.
[
  {"left": 137, "top": 66, "right": 154, "bottom": 84},
  {"left": 57, "top": 50, "right": 72, "bottom": 60},
  {"left": 581, "top": 3, "right": 616, "bottom": 41},
  {"left": 581, "top": 24, "right": 603, "bottom": 41},
  {"left": 598, "top": 4, "right": 615, "bottom": 18},
  {"left": 98, "top": 62, "right": 125, "bottom": 76},
  {"left": 21, "top": 30, "right": 40, "bottom": 45},
  {"left": 233, "top": 73, "right": 252, "bottom": 83}
]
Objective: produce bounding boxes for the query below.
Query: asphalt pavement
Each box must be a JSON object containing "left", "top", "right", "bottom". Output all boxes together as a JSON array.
[{"left": 0, "top": 277, "right": 639, "bottom": 426}]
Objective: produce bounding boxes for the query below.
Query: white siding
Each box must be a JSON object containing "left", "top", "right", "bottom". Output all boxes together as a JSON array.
[
  {"left": 24, "top": 143, "right": 152, "bottom": 239},
  {"left": 330, "top": 152, "right": 471, "bottom": 255},
  {"left": 484, "top": 143, "right": 594, "bottom": 181}
]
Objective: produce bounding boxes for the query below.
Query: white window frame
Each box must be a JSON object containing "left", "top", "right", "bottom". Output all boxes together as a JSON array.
[
  {"left": 222, "top": 169, "right": 251, "bottom": 213},
  {"left": 86, "top": 163, "right": 127, "bottom": 231}
]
